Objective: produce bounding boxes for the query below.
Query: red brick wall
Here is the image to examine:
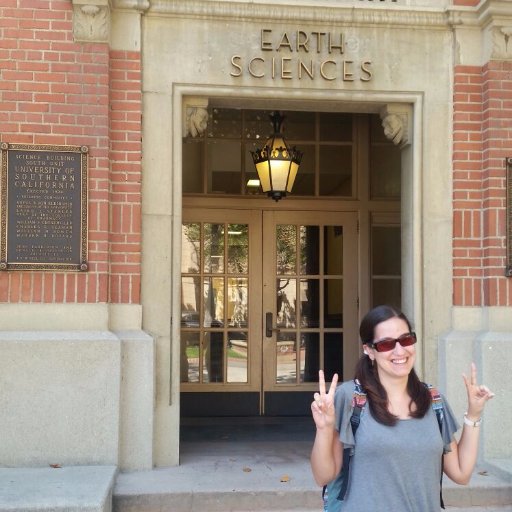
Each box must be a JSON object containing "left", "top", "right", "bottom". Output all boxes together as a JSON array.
[
  {"left": 108, "top": 50, "right": 142, "bottom": 304},
  {"left": 453, "top": 62, "right": 512, "bottom": 306},
  {"left": 452, "top": 0, "right": 480, "bottom": 6},
  {"left": 0, "top": 0, "right": 142, "bottom": 304}
]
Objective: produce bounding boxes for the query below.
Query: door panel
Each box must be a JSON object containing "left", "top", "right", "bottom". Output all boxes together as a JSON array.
[
  {"left": 181, "top": 208, "right": 358, "bottom": 416},
  {"left": 262, "top": 211, "right": 358, "bottom": 414},
  {"left": 181, "top": 209, "right": 262, "bottom": 394}
]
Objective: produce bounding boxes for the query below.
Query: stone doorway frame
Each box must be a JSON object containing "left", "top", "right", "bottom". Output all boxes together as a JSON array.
[{"left": 142, "top": 83, "right": 434, "bottom": 466}]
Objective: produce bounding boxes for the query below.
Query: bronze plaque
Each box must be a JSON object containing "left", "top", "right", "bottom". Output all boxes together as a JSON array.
[{"left": 0, "top": 143, "right": 88, "bottom": 271}]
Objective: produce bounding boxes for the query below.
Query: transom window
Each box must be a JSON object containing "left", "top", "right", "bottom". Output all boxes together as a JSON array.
[{"left": 183, "top": 109, "right": 355, "bottom": 198}]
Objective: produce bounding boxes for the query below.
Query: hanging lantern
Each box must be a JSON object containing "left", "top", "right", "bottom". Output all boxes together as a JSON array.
[{"left": 251, "top": 112, "right": 303, "bottom": 202}]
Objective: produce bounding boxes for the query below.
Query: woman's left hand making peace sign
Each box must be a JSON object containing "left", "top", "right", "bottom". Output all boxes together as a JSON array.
[{"left": 463, "top": 362, "right": 495, "bottom": 419}]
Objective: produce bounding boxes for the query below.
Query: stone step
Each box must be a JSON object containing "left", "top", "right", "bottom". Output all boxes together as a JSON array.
[
  {"left": 0, "top": 465, "right": 117, "bottom": 512},
  {"left": 242, "top": 509, "right": 512, "bottom": 512},
  {"left": 113, "top": 460, "right": 512, "bottom": 512},
  {"left": 243, "top": 509, "right": 512, "bottom": 512}
]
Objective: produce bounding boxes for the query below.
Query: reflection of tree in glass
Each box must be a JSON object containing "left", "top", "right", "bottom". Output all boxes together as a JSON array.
[
  {"left": 227, "top": 224, "right": 248, "bottom": 274},
  {"left": 182, "top": 223, "right": 200, "bottom": 273},
  {"left": 277, "top": 225, "right": 296, "bottom": 274},
  {"left": 277, "top": 281, "right": 296, "bottom": 327},
  {"left": 205, "top": 223, "right": 224, "bottom": 273},
  {"left": 230, "top": 279, "right": 247, "bottom": 327}
]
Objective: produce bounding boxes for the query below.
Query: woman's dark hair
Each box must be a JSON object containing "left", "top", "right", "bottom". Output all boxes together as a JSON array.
[{"left": 355, "top": 304, "right": 431, "bottom": 426}]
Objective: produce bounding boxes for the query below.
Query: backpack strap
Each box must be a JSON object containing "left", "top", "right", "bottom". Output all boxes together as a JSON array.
[
  {"left": 340, "top": 380, "right": 367, "bottom": 499},
  {"left": 322, "top": 380, "right": 367, "bottom": 509},
  {"left": 350, "top": 379, "right": 367, "bottom": 435},
  {"left": 426, "top": 383, "right": 446, "bottom": 510},
  {"left": 428, "top": 385, "right": 445, "bottom": 432}
]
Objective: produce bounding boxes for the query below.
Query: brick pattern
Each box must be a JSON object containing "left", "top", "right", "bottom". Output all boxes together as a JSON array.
[
  {"left": 0, "top": 1, "right": 142, "bottom": 304},
  {"left": 452, "top": 0, "right": 480, "bottom": 6},
  {"left": 453, "top": 63, "right": 512, "bottom": 306},
  {"left": 109, "top": 50, "right": 142, "bottom": 303}
]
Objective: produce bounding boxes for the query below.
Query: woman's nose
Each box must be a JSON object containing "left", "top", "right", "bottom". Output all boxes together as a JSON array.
[{"left": 392, "top": 340, "right": 406, "bottom": 353}]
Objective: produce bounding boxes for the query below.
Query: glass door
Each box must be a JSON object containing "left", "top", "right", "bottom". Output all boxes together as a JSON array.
[
  {"left": 262, "top": 211, "right": 358, "bottom": 415},
  {"left": 180, "top": 208, "right": 263, "bottom": 416},
  {"left": 180, "top": 208, "right": 359, "bottom": 416}
]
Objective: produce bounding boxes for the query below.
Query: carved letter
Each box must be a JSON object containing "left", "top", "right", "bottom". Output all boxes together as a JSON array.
[
  {"left": 248, "top": 57, "right": 265, "bottom": 78},
  {"left": 320, "top": 60, "right": 336, "bottom": 81},
  {"left": 296, "top": 31, "right": 309, "bottom": 53},
  {"left": 360, "top": 61, "right": 372, "bottom": 82},
  {"left": 230, "top": 55, "right": 242, "bottom": 77},
  {"left": 261, "top": 29, "right": 273, "bottom": 51}
]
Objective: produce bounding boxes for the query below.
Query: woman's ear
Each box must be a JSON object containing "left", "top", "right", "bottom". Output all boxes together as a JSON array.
[{"left": 363, "top": 344, "right": 371, "bottom": 356}]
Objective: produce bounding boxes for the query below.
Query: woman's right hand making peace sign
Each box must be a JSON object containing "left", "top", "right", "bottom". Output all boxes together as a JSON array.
[{"left": 311, "top": 370, "right": 339, "bottom": 430}]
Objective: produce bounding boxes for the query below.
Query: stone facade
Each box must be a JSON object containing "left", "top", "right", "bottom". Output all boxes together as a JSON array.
[{"left": 0, "top": 0, "right": 510, "bottom": 470}]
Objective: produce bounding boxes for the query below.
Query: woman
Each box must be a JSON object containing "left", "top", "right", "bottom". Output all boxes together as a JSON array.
[{"left": 310, "top": 305, "right": 495, "bottom": 512}]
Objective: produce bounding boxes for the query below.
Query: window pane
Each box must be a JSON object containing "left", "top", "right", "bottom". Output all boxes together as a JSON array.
[
  {"left": 300, "top": 332, "right": 319, "bottom": 383},
  {"left": 372, "top": 226, "right": 401, "bottom": 276},
  {"left": 181, "top": 223, "right": 200, "bottom": 273},
  {"left": 207, "top": 140, "right": 241, "bottom": 194},
  {"left": 227, "top": 224, "right": 248, "bottom": 274},
  {"left": 300, "top": 278, "right": 319, "bottom": 328},
  {"left": 283, "top": 111, "right": 315, "bottom": 140},
  {"left": 182, "top": 140, "right": 203, "bottom": 193},
  {"left": 203, "top": 331, "right": 224, "bottom": 383},
  {"left": 276, "top": 332, "right": 296, "bottom": 384},
  {"left": 276, "top": 225, "right": 296, "bottom": 275},
  {"left": 208, "top": 108, "right": 241, "bottom": 138},
  {"left": 324, "top": 279, "right": 343, "bottom": 328},
  {"left": 181, "top": 331, "right": 200, "bottom": 383},
  {"left": 227, "top": 331, "right": 247, "bottom": 383},
  {"left": 181, "top": 276, "right": 200, "bottom": 326},
  {"left": 324, "top": 226, "right": 343, "bottom": 275},
  {"left": 319, "top": 113, "right": 352, "bottom": 142},
  {"left": 372, "top": 278, "right": 401, "bottom": 309},
  {"left": 204, "top": 223, "right": 224, "bottom": 273},
  {"left": 228, "top": 278, "right": 248, "bottom": 328},
  {"left": 244, "top": 142, "right": 263, "bottom": 196},
  {"left": 324, "top": 333, "right": 343, "bottom": 382},
  {"left": 300, "top": 225, "right": 319, "bottom": 275},
  {"left": 244, "top": 109, "right": 273, "bottom": 140},
  {"left": 290, "top": 144, "right": 314, "bottom": 196},
  {"left": 370, "top": 113, "right": 387, "bottom": 142},
  {"left": 319, "top": 145, "right": 352, "bottom": 196},
  {"left": 277, "top": 278, "right": 296, "bottom": 328},
  {"left": 370, "top": 145, "right": 401, "bottom": 199},
  {"left": 204, "top": 277, "right": 224, "bottom": 327}
]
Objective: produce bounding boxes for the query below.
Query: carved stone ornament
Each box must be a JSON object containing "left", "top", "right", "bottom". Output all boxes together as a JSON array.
[
  {"left": 72, "top": 1, "right": 110, "bottom": 43},
  {"left": 183, "top": 98, "right": 209, "bottom": 138},
  {"left": 379, "top": 104, "right": 412, "bottom": 147},
  {"left": 492, "top": 26, "right": 512, "bottom": 59}
]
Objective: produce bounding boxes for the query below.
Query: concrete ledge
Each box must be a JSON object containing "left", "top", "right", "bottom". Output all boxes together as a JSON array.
[
  {"left": 486, "top": 459, "right": 512, "bottom": 484},
  {"left": 443, "top": 466, "right": 512, "bottom": 508},
  {"left": 0, "top": 465, "right": 117, "bottom": 512}
]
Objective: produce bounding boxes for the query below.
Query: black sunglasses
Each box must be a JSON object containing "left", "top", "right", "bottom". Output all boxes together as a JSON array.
[{"left": 369, "top": 332, "right": 417, "bottom": 353}]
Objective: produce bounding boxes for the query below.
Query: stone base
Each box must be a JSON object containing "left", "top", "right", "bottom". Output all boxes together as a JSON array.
[{"left": 0, "top": 465, "right": 117, "bottom": 512}]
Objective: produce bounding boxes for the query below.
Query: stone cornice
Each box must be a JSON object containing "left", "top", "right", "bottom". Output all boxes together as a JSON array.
[
  {"left": 101, "top": 0, "right": 512, "bottom": 32},
  {"left": 110, "top": 0, "right": 149, "bottom": 11},
  {"left": 144, "top": 0, "right": 451, "bottom": 29},
  {"left": 447, "top": 0, "right": 512, "bottom": 28},
  {"left": 477, "top": 0, "right": 512, "bottom": 28}
]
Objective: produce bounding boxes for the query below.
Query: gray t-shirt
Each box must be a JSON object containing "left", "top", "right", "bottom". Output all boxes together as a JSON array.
[{"left": 333, "top": 380, "right": 460, "bottom": 512}]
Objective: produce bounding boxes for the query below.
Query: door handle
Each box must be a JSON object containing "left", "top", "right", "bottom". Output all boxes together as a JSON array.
[{"left": 265, "top": 312, "right": 280, "bottom": 338}]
